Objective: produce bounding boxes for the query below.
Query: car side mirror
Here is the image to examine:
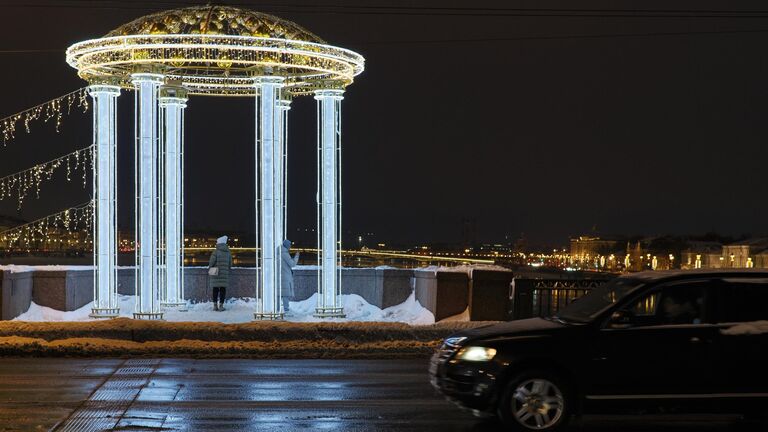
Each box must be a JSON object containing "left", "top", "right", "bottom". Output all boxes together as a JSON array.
[{"left": 608, "top": 309, "right": 635, "bottom": 329}]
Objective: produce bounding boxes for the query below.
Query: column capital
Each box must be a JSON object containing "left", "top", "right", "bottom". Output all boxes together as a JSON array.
[
  {"left": 253, "top": 76, "right": 286, "bottom": 86},
  {"left": 277, "top": 99, "right": 292, "bottom": 111},
  {"left": 314, "top": 89, "right": 345, "bottom": 100},
  {"left": 130, "top": 73, "right": 165, "bottom": 85},
  {"left": 159, "top": 85, "right": 189, "bottom": 108},
  {"left": 87, "top": 84, "right": 121, "bottom": 97},
  {"left": 159, "top": 97, "right": 188, "bottom": 108},
  {"left": 159, "top": 84, "right": 189, "bottom": 100}
]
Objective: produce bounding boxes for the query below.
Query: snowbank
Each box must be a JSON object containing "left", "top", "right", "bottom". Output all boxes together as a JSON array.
[
  {"left": 14, "top": 296, "right": 261, "bottom": 324},
  {"left": 416, "top": 264, "right": 511, "bottom": 276},
  {"left": 721, "top": 321, "right": 768, "bottom": 336},
  {"left": 288, "top": 293, "right": 434, "bottom": 325},
  {"left": 14, "top": 292, "right": 435, "bottom": 325},
  {"left": 0, "top": 265, "right": 93, "bottom": 274}
]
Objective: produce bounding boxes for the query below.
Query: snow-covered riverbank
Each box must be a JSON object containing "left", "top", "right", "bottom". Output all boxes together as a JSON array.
[{"left": 14, "top": 292, "right": 436, "bottom": 325}]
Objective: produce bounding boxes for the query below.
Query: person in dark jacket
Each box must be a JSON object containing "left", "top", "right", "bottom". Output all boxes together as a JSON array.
[
  {"left": 280, "top": 239, "right": 300, "bottom": 313},
  {"left": 208, "top": 235, "right": 232, "bottom": 311}
]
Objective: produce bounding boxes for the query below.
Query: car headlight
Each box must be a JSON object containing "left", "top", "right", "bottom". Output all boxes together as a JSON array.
[{"left": 455, "top": 346, "right": 497, "bottom": 362}]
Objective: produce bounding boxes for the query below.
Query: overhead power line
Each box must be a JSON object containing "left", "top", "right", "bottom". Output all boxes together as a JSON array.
[
  {"left": 0, "top": 49, "right": 63, "bottom": 53},
  {"left": 8, "top": 0, "right": 768, "bottom": 14},
  {"left": 2, "top": 28, "right": 768, "bottom": 54},
  {"left": 363, "top": 28, "right": 768, "bottom": 45},
  {"left": 4, "top": 2, "right": 768, "bottom": 18}
]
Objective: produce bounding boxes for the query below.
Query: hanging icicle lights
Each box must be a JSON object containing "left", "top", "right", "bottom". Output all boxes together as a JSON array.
[
  {"left": 0, "top": 146, "right": 93, "bottom": 210},
  {"left": 0, "top": 88, "right": 90, "bottom": 145},
  {"left": 0, "top": 202, "right": 93, "bottom": 250}
]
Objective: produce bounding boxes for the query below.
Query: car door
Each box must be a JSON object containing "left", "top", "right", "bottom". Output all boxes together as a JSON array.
[
  {"left": 711, "top": 277, "right": 768, "bottom": 397},
  {"left": 588, "top": 280, "right": 719, "bottom": 402}
]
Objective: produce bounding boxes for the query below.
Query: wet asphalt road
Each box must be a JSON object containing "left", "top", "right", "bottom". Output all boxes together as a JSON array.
[{"left": 0, "top": 358, "right": 752, "bottom": 431}]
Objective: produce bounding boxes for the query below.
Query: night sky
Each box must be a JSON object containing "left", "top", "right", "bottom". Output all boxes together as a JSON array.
[{"left": 1, "top": 0, "right": 768, "bottom": 248}]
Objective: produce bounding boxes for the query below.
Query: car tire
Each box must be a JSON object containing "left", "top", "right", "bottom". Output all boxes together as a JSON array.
[{"left": 497, "top": 370, "right": 572, "bottom": 432}]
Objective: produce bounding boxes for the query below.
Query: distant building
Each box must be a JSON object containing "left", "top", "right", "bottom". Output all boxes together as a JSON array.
[
  {"left": 722, "top": 244, "right": 751, "bottom": 268},
  {"left": 0, "top": 226, "right": 90, "bottom": 253},
  {"left": 461, "top": 218, "right": 477, "bottom": 247},
  {"left": 681, "top": 241, "right": 723, "bottom": 270},
  {"left": 184, "top": 233, "right": 242, "bottom": 249},
  {"left": 625, "top": 241, "right": 646, "bottom": 272},
  {"left": 681, "top": 238, "right": 768, "bottom": 270},
  {"left": 756, "top": 251, "right": 768, "bottom": 268},
  {"left": 722, "top": 238, "right": 768, "bottom": 269},
  {"left": 513, "top": 233, "right": 527, "bottom": 253},
  {"left": 570, "top": 236, "right": 621, "bottom": 262}
]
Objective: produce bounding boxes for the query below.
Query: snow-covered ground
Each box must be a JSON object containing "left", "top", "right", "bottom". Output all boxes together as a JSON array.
[
  {"left": 14, "top": 292, "right": 436, "bottom": 325},
  {"left": 721, "top": 320, "right": 768, "bottom": 335},
  {"left": 0, "top": 264, "right": 92, "bottom": 273},
  {"left": 416, "top": 264, "right": 511, "bottom": 275},
  {"left": 3, "top": 263, "right": 509, "bottom": 325}
]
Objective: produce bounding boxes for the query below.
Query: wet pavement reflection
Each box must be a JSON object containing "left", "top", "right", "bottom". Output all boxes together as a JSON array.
[{"left": 0, "top": 358, "right": 753, "bottom": 431}]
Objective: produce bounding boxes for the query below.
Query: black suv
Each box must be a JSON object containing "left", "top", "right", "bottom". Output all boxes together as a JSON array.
[{"left": 430, "top": 270, "right": 768, "bottom": 431}]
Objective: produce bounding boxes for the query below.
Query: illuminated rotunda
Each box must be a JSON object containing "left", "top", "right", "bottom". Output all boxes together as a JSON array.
[{"left": 66, "top": 6, "right": 365, "bottom": 320}]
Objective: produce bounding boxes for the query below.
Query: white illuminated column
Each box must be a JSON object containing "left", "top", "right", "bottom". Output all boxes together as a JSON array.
[
  {"left": 131, "top": 73, "right": 164, "bottom": 320},
  {"left": 254, "top": 76, "right": 285, "bottom": 320},
  {"left": 277, "top": 98, "right": 291, "bottom": 247},
  {"left": 159, "top": 86, "right": 188, "bottom": 310},
  {"left": 314, "top": 89, "right": 345, "bottom": 318},
  {"left": 89, "top": 84, "right": 120, "bottom": 319}
]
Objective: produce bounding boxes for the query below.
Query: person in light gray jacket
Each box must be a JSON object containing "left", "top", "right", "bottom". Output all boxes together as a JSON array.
[{"left": 280, "top": 239, "right": 300, "bottom": 312}]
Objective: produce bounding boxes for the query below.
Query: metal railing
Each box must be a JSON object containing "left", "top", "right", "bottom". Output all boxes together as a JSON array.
[{"left": 511, "top": 278, "right": 612, "bottom": 320}]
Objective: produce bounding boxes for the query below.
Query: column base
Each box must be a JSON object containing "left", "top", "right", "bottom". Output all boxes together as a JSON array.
[
  {"left": 89, "top": 308, "right": 120, "bottom": 319},
  {"left": 313, "top": 307, "right": 346, "bottom": 319},
  {"left": 133, "top": 312, "right": 165, "bottom": 320},
  {"left": 161, "top": 301, "right": 188, "bottom": 312},
  {"left": 253, "top": 312, "right": 285, "bottom": 321}
]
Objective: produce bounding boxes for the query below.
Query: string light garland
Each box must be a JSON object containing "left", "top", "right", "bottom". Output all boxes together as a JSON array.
[
  {"left": 62, "top": 5, "right": 365, "bottom": 319},
  {"left": 0, "top": 201, "right": 93, "bottom": 251},
  {"left": 0, "top": 88, "right": 90, "bottom": 146},
  {"left": 66, "top": 6, "right": 364, "bottom": 97},
  {"left": 0, "top": 146, "right": 94, "bottom": 210}
]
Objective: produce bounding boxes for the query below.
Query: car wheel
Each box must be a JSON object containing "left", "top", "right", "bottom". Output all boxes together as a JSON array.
[{"left": 497, "top": 370, "right": 571, "bottom": 432}]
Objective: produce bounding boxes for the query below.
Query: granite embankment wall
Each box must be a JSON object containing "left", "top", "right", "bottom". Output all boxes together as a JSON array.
[{"left": 1, "top": 267, "right": 515, "bottom": 321}]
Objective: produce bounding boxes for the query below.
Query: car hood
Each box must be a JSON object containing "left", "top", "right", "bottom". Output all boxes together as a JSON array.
[{"left": 453, "top": 318, "right": 572, "bottom": 342}]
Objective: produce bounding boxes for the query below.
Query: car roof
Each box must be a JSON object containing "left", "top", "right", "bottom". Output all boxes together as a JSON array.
[{"left": 622, "top": 268, "right": 768, "bottom": 283}]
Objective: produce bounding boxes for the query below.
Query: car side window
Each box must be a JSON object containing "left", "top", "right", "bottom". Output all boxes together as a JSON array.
[
  {"left": 715, "top": 278, "right": 768, "bottom": 323},
  {"left": 630, "top": 292, "right": 659, "bottom": 317},
  {"left": 629, "top": 283, "right": 708, "bottom": 327},
  {"left": 658, "top": 285, "right": 706, "bottom": 325}
]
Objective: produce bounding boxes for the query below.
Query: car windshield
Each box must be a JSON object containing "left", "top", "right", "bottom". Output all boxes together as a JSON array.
[{"left": 556, "top": 278, "right": 644, "bottom": 323}]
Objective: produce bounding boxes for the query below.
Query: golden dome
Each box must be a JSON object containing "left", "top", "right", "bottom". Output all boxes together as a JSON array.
[{"left": 105, "top": 5, "right": 325, "bottom": 43}]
